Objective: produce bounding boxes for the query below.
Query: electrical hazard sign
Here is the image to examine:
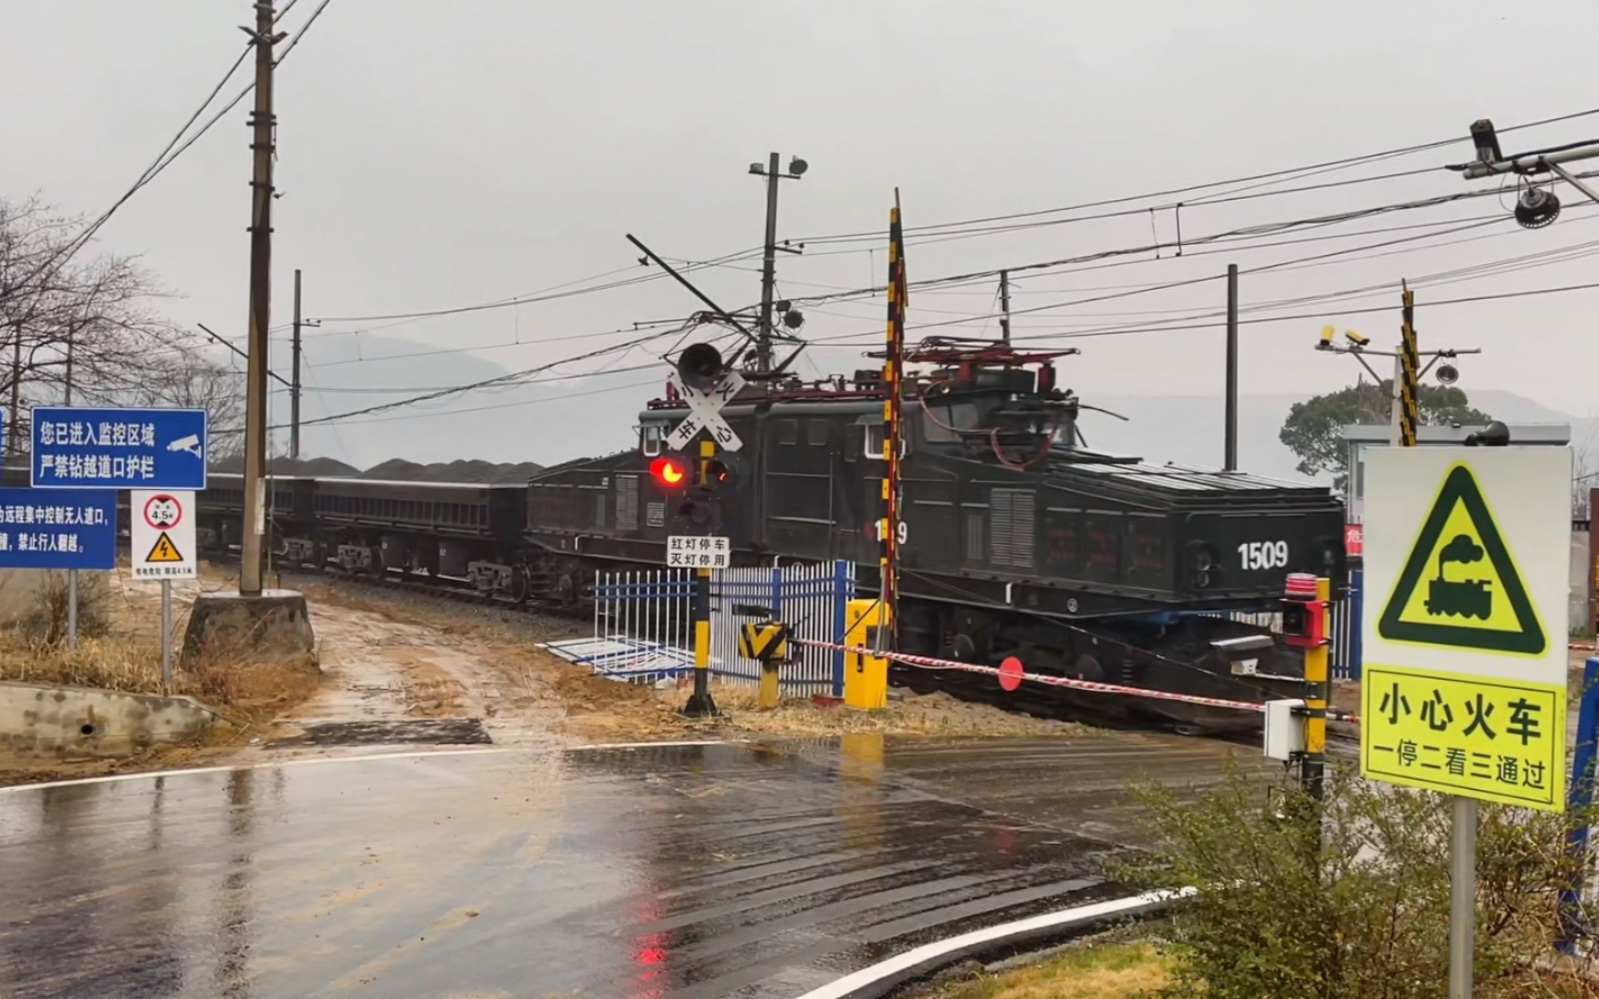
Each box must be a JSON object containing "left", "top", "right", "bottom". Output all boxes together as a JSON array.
[
  {"left": 146, "top": 532, "right": 183, "bottom": 563},
  {"left": 131, "top": 489, "right": 197, "bottom": 580},
  {"left": 1361, "top": 446, "right": 1572, "bottom": 810}
]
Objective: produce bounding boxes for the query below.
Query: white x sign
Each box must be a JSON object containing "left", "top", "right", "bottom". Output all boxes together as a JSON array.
[{"left": 665, "top": 371, "right": 746, "bottom": 452}]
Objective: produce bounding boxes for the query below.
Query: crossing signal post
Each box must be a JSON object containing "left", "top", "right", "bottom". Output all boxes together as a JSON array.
[
  {"left": 1281, "top": 573, "right": 1332, "bottom": 798},
  {"left": 655, "top": 341, "right": 747, "bottom": 719}
]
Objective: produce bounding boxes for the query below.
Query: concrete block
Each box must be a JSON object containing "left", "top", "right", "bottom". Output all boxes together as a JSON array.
[
  {"left": 0, "top": 681, "right": 219, "bottom": 758},
  {"left": 181, "top": 588, "right": 316, "bottom": 668}
]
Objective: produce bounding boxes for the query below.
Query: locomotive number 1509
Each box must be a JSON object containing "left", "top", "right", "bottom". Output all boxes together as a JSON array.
[{"left": 1237, "top": 540, "right": 1289, "bottom": 570}]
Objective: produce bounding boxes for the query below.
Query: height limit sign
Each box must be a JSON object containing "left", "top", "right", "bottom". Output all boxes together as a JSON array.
[
  {"left": 132, "top": 490, "right": 197, "bottom": 580},
  {"left": 1361, "top": 447, "right": 1572, "bottom": 810}
]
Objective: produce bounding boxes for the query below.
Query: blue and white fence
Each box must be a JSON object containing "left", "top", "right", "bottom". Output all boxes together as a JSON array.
[
  {"left": 709, "top": 561, "right": 856, "bottom": 696},
  {"left": 1217, "top": 568, "right": 1364, "bottom": 680},
  {"left": 548, "top": 560, "right": 857, "bottom": 694}
]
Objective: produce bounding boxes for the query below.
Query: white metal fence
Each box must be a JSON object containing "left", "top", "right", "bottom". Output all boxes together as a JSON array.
[
  {"left": 709, "top": 561, "right": 855, "bottom": 696},
  {"left": 545, "top": 561, "right": 856, "bottom": 694}
]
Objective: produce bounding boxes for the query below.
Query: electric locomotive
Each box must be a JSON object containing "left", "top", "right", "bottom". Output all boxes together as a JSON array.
[{"left": 523, "top": 338, "right": 1347, "bottom": 733}]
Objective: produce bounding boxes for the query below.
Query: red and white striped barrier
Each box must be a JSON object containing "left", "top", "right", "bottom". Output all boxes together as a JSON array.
[{"left": 795, "top": 637, "right": 1268, "bottom": 714}]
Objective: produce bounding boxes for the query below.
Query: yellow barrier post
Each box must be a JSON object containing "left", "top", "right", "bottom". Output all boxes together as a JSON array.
[{"left": 844, "top": 597, "right": 891, "bottom": 710}]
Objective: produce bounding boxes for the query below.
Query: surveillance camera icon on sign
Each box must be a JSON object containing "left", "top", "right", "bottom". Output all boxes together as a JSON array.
[{"left": 167, "top": 435, "right": 202, "bottom": 459}]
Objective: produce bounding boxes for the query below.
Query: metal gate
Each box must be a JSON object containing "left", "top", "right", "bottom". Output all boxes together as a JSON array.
[{"left": 543, "top": 560, "right": 856, "bottom": 695}]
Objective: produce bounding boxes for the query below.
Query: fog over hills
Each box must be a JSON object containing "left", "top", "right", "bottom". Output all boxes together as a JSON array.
[{"left": 277, "top": 333, "right": 1597, "bottom": 484}]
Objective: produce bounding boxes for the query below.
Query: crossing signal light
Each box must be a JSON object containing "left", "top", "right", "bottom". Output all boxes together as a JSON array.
[
  {"left": 650, "top": 454, "right": 690, "bottom": 489},
  {"left": 675, "top": 343, "right": 727, "bottom": 392}
]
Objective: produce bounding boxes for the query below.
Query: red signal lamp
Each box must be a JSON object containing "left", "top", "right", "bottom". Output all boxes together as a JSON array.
[{"left": 650, "top": 455, "right": 689, "bottom": 488}]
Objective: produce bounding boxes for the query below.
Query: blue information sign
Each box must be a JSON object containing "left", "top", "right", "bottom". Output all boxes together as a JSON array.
[
  {"left": 30, "top": 407, "right": 208, "bottom": 490},
  {"left": 0, "top": 488, "right": 117, "bottom": 570}
]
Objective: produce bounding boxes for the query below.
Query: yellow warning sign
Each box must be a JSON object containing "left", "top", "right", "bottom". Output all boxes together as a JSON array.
[
  {"left": 1361, "top": 664, "right": 1565, "bottom": 810},
  {"left": 1377, "top": 463, "right": 1545, "bottom": 656},
  {"left": 145, "top": 531, "right": 184, "bottom": 563}
]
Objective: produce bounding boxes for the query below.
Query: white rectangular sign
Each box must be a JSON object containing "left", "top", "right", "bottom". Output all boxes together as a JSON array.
[
  {"left": 1360, "top": 446, "right": 1571, "bottom": 810},
  {"left": 130, "top": 489, "right": 198, "bottom": 580},
  {"left": 667, "top": 535, "right": 730, "bottom": 569}
]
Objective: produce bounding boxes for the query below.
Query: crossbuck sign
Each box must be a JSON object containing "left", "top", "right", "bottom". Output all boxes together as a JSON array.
[{"left": 665, "top": 371, "right": 745, "bottom": 452}]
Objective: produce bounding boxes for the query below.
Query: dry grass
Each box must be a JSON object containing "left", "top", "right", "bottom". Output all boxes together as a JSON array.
[
  {"left": 909, "top": 940, "right": 1171, "bottom": 999},
  {"left": 683, "top": 683, "right": 1090, "bottom": 738}
]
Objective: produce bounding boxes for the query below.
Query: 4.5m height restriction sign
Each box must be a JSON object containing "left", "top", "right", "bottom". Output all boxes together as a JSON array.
[{"left": 1361, "top": 446, "right": 1572, "bottom": 810}]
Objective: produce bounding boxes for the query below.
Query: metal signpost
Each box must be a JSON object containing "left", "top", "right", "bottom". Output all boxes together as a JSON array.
[
  {"left": 131, "top": 490, "right": 198, "bottom": 683},
  {"left": 1362, "top": 446, "right": 1571, "bottom": 998},
  {"left": 30, "top": 407, "right": 209, "bottom": 490},
  {"left": 33, "top": 406, "right": 209, "bottom": 663}
]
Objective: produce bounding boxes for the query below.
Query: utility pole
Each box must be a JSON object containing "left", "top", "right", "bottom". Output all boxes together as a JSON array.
[
  {"left": 1224, "top": 264, "right": 1239, "bottom": 471},
  {"left": 749, "top": 153, "right": 808, "bottom": 374},
  {"left": 291, "top": 268, "right": 302, "bottom": 459},
  {"left": 998, "top": 270, "right": 1012, "bottom": 345},
  {"left": 239, "top": 0, "right": 281, "bottom": 598},
  {"left": 64, "top": 333, "right": 76, "bottom": 649}
]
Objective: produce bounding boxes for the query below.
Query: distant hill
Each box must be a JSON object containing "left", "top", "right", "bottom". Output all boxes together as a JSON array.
[{"left": 210, "top": 454, "right": 543, "bottom": 483}]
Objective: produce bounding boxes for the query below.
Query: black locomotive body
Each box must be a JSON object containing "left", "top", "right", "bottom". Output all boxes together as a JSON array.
[{"left": 522, "top": 343, "right": 1348, "bottom": 733}]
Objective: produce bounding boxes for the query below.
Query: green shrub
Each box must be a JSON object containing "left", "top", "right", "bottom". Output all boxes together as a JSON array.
[{"left": 1115, "top": 757, "right": 1599, "bottom": 999}]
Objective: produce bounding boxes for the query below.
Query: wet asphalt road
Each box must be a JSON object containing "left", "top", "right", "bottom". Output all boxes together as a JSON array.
[{"left": 0, "top": 733, "right": 1260, "bottom": 999}]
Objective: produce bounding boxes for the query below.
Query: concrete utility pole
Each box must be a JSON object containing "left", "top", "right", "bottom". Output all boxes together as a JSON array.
[
  {"left": 749, "top": 153, "right": 808, "bottom": 374},
  {"left": 998, "top": 270, "right": 1012, "bottom": 345},
  {"left": 1224, "top": 264, "right": 1239, "bottom": 471},
  {"left": 291, "top": 268, "right": 302, "bottom": 460},
  {"left": 239, "top": 0, "right": 282, "bottom": 597}
]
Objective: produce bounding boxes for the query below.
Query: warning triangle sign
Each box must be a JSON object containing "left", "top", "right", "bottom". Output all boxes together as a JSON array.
[
  {"left": 1378, "top": 463, "right": 1545, "bottom": 655},
  {"left": 145, "top": 531, "right": 184, "bottom": 564}
]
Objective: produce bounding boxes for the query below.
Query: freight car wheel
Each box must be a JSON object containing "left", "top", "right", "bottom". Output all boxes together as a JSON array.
[{"left": 511, "top": 566, "right": 531, "bottom": 604}]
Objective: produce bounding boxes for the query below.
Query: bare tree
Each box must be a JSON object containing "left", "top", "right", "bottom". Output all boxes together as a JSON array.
[
  {"left": 116, "top": 353, "right": 247, "bottom": 462},
  {"left": 0, "top": 195, "right": 206, "bottom": 458}
]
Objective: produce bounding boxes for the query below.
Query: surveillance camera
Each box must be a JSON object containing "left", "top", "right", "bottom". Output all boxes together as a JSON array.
[
  {"left": 1344, "top": 330, "right": 1370, "bottom": 347},
  {"left": 1436, "top": 363, "right": 1459, "bottom": 385},
  {"left": 1470, "top": 119, "right": 1503, "bottom": 165},
  {"left": 1317, "top": 326, "right": 1334, "bottom": 349}
]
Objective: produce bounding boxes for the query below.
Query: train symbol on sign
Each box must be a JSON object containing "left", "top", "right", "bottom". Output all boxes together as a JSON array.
[{"left": 1425, "top": 533, "right": 1491, "bottom": 620}]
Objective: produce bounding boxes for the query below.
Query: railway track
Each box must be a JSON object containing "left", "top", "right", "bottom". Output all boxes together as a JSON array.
[{"left": 203, "top": 547, "right": 1355, "bottom": 749}]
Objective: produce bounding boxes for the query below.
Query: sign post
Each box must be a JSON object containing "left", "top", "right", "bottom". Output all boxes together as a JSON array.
[
  {"left": 1362, "top": 445, "right": 1571, "bottom": 997},
  {"left": 32, "top": 406, "right": 208, "bottom": 674},
  {"left": 132, "top": 491, "right": 198, "bottom": 683}
]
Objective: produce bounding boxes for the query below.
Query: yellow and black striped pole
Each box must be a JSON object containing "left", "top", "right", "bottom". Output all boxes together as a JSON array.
[
  {"left": 1399, "top": 281, "right": 1420, "bottom": 447},
  {"left": 683, "top": 437, "right": 718, "bottom": 717},
  {"left": 877, "top": 192, "right": 906, "bottom": 654}
]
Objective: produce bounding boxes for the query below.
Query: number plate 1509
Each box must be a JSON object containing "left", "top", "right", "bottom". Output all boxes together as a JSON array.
[{"left": 1238, "top": 540, "right": 1289, "bottom": 570}]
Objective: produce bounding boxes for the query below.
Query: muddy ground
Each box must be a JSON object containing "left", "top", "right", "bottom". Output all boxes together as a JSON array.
[{"left": 0, "top": 563, "right": 1095, "bottom": 786}]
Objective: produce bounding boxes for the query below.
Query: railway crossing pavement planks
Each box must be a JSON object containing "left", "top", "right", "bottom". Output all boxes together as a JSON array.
[
  {"left": 30, "top": 406, "right": 208, "bottom": 490},
  {"left": 664, "top": 371, "right": 744, "bottom": 453},
  {"left": 1360, "top": 446, "right": 1571, "bottom": 810}
]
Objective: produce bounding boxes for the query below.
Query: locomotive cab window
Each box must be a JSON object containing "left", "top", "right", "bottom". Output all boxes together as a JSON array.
[
  {"left": 862, "top": 419, "right": 901, "bottom": 461},
  {"left": 640, "top": 423, "right": 666, "bottom": 457},
  {"left": 777, "top": 419, "right": 799, "bottom": 445}
]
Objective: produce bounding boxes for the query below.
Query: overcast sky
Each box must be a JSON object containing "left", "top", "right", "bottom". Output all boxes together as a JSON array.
[{"left": 5, "top": 0, "right": 1599, "bottom": 465}]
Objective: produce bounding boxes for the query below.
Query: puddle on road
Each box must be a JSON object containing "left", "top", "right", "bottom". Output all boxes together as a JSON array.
[{"left": 269, "top": 718, "right": 493, "bottom": 747}]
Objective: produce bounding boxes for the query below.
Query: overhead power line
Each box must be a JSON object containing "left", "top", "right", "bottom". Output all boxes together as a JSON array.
[{"left": 788, "top": 105, "right": 1599, "bottom": 248}]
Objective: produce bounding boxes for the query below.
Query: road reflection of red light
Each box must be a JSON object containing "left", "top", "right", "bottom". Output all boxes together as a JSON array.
[{"left": 636, "top": 946, "right": 665, "bottom": 965}]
